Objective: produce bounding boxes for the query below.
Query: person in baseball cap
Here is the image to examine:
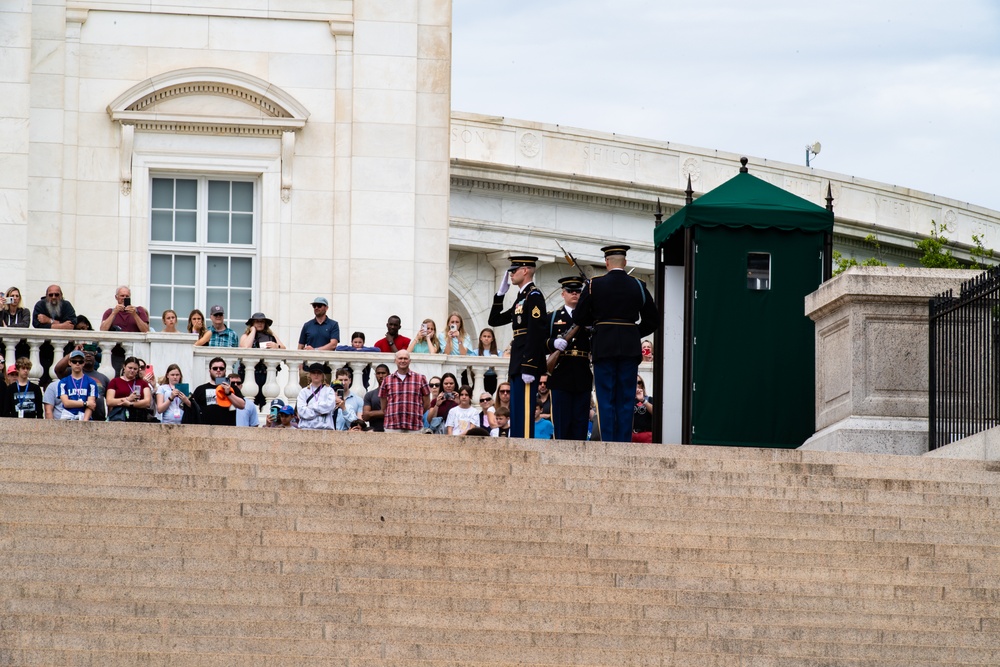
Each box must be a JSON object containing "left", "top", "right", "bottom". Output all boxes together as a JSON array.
[{"left": 199, "top": 305, "right": 238, "bottom": 347}]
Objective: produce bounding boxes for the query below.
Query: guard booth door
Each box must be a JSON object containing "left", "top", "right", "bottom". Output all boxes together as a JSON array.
[{"left": 689, "top": 226, "right": 823, "bottom": 448}]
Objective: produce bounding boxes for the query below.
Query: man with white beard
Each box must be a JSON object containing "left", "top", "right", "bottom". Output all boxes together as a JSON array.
[{"left": 32, "top": 285, "right": 77, "bottom": 329}]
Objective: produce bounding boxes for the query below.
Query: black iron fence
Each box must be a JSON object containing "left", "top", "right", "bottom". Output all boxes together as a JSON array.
[{"left": 929, "top": 266, "right": 1000, "bottom": 450}]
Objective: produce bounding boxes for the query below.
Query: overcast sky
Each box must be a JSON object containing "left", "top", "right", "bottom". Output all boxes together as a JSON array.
[{"left": 452, "top": 0, "right": 1000, "bottom": 212}]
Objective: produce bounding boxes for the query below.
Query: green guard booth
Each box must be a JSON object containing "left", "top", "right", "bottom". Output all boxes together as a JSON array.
[{"left": 655, "top": 159, "right": 834, "bottom": 448}]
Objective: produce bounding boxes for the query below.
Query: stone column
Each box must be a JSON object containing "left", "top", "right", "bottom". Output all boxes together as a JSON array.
[
  {"left": 0, "top": 3, "right": 32, "bottom": 284},
  {"left": 801, "top": 266, "right": 980, "bottom": 456}
]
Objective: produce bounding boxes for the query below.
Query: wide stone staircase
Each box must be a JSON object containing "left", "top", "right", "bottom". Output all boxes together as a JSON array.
[{"left": 2, "top": 420, "right": 1000, "bottom": 666}]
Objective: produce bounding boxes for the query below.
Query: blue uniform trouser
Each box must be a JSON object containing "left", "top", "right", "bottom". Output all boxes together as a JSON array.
[
  {"left": 593, "top": 357, "right": 639, "bottom": 443},
  {"left": 509, "top": 374, "right": 538, "bottom": 439},
  {"left": 551, "top": 388, "right": 591, "bottom": 441}
]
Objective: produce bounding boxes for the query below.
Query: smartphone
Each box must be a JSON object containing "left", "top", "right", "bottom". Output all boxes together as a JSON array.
[
  {"left": 144, "top": 365, "right": 154, "bottom": 379},
  {"left": 420, "top": 324, "right": 427, "bottom": 335},
  {"left": 214, "top": 377, "right": 230, "bottom": 386},
  {"left": 336, "top": 388, "right": 344, "bottom": 399},
  {"left": 450, "top": 324, "right": 457, "bottom": 332},
  {"left": 175, "top": 383, "right": 189, "bottom": 396},
  {"left": 270, "top": 405, "right": 279, "bottom": 420},
  {"left": 123, "top": 297, "right": 131, "bottom": 308}
]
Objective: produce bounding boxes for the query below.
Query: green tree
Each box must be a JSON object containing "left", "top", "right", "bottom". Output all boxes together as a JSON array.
[
  {"left": 915, "top": 220, "right": 961, "bottom": 269},
  {"left": 969, "top": 233, "right": 995, "bottom": 270},
  {"left": 832, "top": 233, "right": 888, "bottom": 276}
]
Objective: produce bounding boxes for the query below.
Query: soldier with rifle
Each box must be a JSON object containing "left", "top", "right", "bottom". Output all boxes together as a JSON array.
[{"left": 545, "top": 275, "right": 593, "bottom": 440}]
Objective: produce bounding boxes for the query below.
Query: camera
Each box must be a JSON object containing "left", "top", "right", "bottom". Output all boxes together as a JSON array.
[
  {"left": 450, "top": 324, "right": 457, "bottom": 332},
  {"left": 123, "top": 297, "right": 131, "bottom": 308}
]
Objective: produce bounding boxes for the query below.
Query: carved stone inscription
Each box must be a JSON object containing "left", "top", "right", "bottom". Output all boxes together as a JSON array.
[
  {"left": 583, "top": 144, "right": 641, "bottom": 167},
  {"left": 451, "top": 126, "right": 499, "bottom": 145}
]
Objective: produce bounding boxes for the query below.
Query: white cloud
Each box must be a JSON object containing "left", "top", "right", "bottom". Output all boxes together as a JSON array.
[{"left": 453, "top": 0, "right": 1000, "bottom": 209}]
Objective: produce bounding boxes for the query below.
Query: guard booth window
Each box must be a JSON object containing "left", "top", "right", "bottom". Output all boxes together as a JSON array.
[{"left": 747, "top": 252, "right": 770, "bottom": 290}]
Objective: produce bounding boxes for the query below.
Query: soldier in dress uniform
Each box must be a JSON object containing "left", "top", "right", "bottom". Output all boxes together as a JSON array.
[
  {"left": 573, "top": 245, "right": 658, "bottom": 443},
  {"left": 489, "top": 256, "right": 548, "bottom": 438},
  {"left": 546, "top": 276, "right": 593, "bottom": 441}
]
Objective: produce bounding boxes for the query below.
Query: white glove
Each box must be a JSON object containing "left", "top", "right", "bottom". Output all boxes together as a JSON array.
[
  {"left": 521, "top": 374, "right": 535, "bottom": 385},
  {"left": 553, "top": 338, "right": 568, "bottom": 351},
  {"left": 497, "top": 271, "right": 511, "bottom": 296}
]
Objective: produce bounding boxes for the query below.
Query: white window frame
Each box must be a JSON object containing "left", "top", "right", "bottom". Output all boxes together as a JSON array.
[
  {"left": 129, "top": 144, "right": 282, "bottom": 331},
  {"left": 148, "top": 172, "right": 260, "bottom": 330}
]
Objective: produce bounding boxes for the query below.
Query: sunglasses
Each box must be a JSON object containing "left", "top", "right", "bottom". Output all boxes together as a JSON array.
[
  {"left": 69, "top": 358, "right": 84, "bottom": 364},
  {"left": 563, "top": 288, "right": 582, "bottom": 294},
  {"left": 479, "top": 398, "right": 492, "bottom": 403},
  {"left": 538, "top": 382, "right": 547, "bottom": 386},
  {"left": 231, "top": 381, "right": 242, "bottom": 387},
  {"left": 312, "top": 304, "right": 326, "bottom": 309},
  {"left": 211, "top": 366, "right": 226, "bottom": 372},
  {"left": 429, "top": 382, "right": 441, "bottom": 388},
  {"left": 498, "top": 389, "right": 510, "bottom": 394},
  {"left": 212, "top": 313, "right": 225, "bottom": 317},
  {"left": 47, "top": 292, "right": 61, "bottom": 298}
]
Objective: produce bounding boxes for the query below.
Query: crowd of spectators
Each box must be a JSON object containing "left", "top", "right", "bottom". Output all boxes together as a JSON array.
[{"left": 1, "top": 285, "right": 647, "bottom": 438}]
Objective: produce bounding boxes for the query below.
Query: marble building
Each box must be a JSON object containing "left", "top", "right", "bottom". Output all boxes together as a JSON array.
[{"left": 4, "top": 0, "right": 1000, "bottom": 358}]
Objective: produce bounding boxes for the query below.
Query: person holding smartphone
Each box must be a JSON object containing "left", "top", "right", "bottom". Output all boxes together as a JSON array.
[
  {"left": 332, "top": 367, "right": 363, "bottom": 430},
  {"left": 155, "top": 364, "right": 192, "bottom": 424},
  {"left": 407, "top": 318, "right": 444, "bottom": 354},
  {"left": 444, "top": 312, "right": 473, "bottom": 356},
  {"left": 100, "top": 286, "right": 149, "bottom": 333},
  {"left": 106, "top": 356, "right": 152, "bottom": 422},
  {"left": 191, "top": 357, "right": 245, "bottom": 426}
]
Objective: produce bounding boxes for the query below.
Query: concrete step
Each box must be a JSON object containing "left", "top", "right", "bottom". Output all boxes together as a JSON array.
[
  {"left": 4, "top": 459, "right": 998, "bottom": 518},
  {"left": 6, "top": 426, "right": 1000, "bottom": 487},
  {"left": 8, "top": 432, "right": 1000, "bottom": 489},
  {"left": 4, "top": 421, "right": 1000, "bottom": 665}
]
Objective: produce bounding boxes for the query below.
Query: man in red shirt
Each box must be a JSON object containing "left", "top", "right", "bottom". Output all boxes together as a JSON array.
[
  {"left": 100, "top": 286, "right": 150, "bottom": 333},
  {"left": 372, "top": 315, "right": 411, "bottom": 354},
  {"left": 378, "top": 349, "right": 430, "bottom": 433}
]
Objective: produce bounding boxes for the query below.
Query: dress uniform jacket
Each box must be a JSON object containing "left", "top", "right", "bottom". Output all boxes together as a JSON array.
[
  {"left": 545, "top": 306, "right": 592, "bottom": 391},
  {"left": 573, "top": 270, "right": 657, "bottom": 360},
  {"left": 489, "top": 282, "right": 548, "bottom": 377}
]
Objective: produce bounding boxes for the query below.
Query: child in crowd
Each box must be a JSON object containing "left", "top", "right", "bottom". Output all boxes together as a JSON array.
[
  {"left": 492, "top": 406, "right": 510, "bottom": 438},
  {"left": 533, "top": 403, "right": 553, "bottom": 440}
]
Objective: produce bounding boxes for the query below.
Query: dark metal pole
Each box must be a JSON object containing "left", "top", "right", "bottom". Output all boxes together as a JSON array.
[
  {"left": 823, "top": 183, "right": 834, "bottom": 281},
  {"left": 652, "top": 199, "right": 665, "bottom": 444}
]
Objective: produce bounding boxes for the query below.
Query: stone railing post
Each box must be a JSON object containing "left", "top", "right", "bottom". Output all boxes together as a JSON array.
[{"left": 802, "top": 266, "right": 981, "bottom": 456}]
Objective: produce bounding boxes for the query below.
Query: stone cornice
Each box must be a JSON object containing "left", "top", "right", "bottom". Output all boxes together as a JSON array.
[
  {"left": 67, "top": 2, "right": 352, "bottom": 23},
  {"left": 452, "top": 160, "right": 682, "bottom": 217}
]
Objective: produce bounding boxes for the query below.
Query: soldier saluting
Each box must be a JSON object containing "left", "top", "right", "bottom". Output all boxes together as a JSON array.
[
  {"left": 546, "top": 276, "right": 592, "bottom": 441},
  {"left": 573, "top": 245, "right": 658, "bottom": 443},
  {"left": 489, "top": 256, "right": 547, "bottom": 438}
]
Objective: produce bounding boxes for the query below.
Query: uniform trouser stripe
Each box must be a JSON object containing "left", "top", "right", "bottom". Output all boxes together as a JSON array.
[
  {"left": 508, "top": 374, "right": 537, "bottom": 439},
  {"left": 523, "top": 389, "right": 531, "bottom": 439}
]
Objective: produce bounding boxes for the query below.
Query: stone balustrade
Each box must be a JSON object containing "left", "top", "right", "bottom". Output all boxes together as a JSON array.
[{"left": 0, "top": 328, "right": 654, "bottom": 418}]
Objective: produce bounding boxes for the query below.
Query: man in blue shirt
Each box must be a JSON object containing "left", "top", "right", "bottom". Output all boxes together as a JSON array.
[
  {"left": 229, "top": 374, "right": 260, "bottom": 427},
  {"left": 199, "top": 305, "right": 239, "bottom": 347},
  {"left": 298, "top": 297, "right": 340, "bottom": 351}
]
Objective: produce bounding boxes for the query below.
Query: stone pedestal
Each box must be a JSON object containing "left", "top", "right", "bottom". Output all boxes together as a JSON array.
[{"left": 800, "top": 266, "right": 980, "bottom": 456}]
